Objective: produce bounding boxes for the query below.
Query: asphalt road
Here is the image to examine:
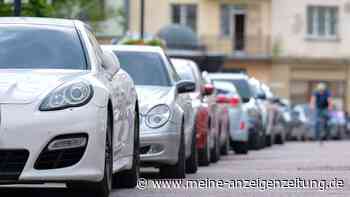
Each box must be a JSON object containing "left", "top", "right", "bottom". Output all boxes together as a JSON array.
[{"left": 1, "top": 141, "right": 350, "bottom": 197}]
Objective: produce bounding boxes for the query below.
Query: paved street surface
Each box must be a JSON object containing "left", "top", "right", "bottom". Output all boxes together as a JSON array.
[{"left": 1, "top": 141, "right": 350, "bottom": 197}]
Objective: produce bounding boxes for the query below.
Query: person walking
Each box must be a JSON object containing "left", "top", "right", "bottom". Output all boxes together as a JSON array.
[{"left": 310, "top": 83, "right": 333, "bottom": 142}]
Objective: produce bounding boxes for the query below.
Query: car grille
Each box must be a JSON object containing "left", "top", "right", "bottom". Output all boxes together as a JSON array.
[
  {"left": 35, "top": 147, "right": 86, "bottom": 170},
  {"left": 0, "top": 150, "right": 29, "bottom": 181},
  {"left": 140, "top": 145, "right": 151, "bottom": 155}
]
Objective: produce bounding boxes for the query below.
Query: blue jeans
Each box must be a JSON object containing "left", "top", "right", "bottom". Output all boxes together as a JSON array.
[{"left": 315, "top": 109, "right": 329, "bottom": 140}]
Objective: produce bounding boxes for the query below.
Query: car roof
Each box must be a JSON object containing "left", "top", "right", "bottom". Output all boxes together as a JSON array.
[
  {"left": 208, "top": 73, "right": 249, "bottom": 80},
  {"left": 102, "top": 45, "right": 165, "bottom": 54},
  {"left": 171, "top": 58, "right": 191, "bottom": 69},
  {"left": 171, "top": 58, "right": 196, "bottom": 65},
  {"left": 0, "top": 17, "right": 77, "bottom": 27},
  {"left": 171, "top": 58, "right": 198, "bottom": 70},
  {"left": 249, "top": 77, "right": 261, "bottom": 85}
]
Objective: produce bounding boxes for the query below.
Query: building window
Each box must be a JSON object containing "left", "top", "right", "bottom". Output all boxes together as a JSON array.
[
  {"left": 171, "top": 4, "right": 197, "bottom": 32},
  {"left": 307, "top": 6, "right": 338, "bottom": 39},
  {"left": 220, "top": 5, "right": 245, "bottom": 37}
]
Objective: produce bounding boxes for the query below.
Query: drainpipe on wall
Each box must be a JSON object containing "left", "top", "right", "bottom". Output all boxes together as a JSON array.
[
  {"left": 14, "top": 0, "right": 21, "bottom": 16},
  {"left": 140, "top": 0, "right": 145, "bottom": 39},
  {"left": 124, "top": 0, "right": 130, "bottom": 34}
]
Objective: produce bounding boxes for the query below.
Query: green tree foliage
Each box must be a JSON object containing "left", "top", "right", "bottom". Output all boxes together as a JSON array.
[
  {"left": 0, "top": 0, "right": 53, "bottom": 17},
  {"left": 0, "top": 3, "right": 12, "bottom": 16},
  {"left": 22, "top": 0, "right": 54, "bottom": 17},
  {"left": 51, "top": 0, "right": 106, "bottom": 21},
  {"left": 51, "top": 0, "right": 126, "bottom": 33}
]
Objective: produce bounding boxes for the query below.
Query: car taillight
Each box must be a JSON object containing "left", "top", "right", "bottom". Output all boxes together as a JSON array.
[
  {"left": 230, "top": 97, "right": 240, "bottom": 107},
  {"left": 240, "top": 121, "right": 245, "bottom": 130},
  {"left": 216, "top": 95, "right": 229, "bottom": 103}
]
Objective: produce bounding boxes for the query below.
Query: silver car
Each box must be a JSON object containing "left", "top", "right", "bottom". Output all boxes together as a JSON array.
[
  {"left": 208, "top": 73, "right": 264, "bottom": 150},
  {"left": 290, "top": 104, "right": 315, "bottom": 141},
  {"left": 212, "top": 81, "right": 249, "bottom": 154},
  {"left": 105, "top": 45, "right": 197, "bottom": 178}
]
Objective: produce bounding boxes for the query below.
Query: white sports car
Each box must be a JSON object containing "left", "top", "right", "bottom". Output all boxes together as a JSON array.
[{"left": 0, "top": 18, "right": 139, "bottom": 197}]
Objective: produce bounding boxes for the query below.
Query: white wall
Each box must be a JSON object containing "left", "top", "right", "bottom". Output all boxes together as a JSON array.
[{"left": 271, "top": 0, "right": 350, "bottom": 58}]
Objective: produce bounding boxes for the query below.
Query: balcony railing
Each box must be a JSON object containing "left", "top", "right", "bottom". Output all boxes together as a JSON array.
[{"left": 200, "top": 34, "right": 271, "bottom": 57}]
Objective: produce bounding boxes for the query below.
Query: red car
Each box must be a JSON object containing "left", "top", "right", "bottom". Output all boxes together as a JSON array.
[{"left": 172, "top": 58, "right": 231, "bottom": 166}]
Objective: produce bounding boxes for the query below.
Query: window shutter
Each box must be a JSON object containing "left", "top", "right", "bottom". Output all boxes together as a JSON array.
[{"left": 220, "top": 4, "right": 231, "bottom": 36}]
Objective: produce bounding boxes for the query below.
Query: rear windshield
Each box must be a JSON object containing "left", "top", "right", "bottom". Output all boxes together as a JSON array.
[
  {"left": 0, "top": 25, "right": 87, "bottom": 69},
  {"left": 212, "top": 81, "right": 237, "bottom": 96},
  {"left": 115, "top": 51, "right": 171, "bottom": 86},
  {"left": 250, "top": 82, "right": 264, "bottom": 97},
  {"left": 213, "top": 79, "right": 252, "bottom": 98}
]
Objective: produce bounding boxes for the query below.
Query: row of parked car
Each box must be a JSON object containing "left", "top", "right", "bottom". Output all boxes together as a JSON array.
[
  {"left": 100, "top": 45, "right": 292, "bottom": 194},
  {"left": 0, "top": 18, "right": 294, "bottom": 197},
  {"left": 288, "top": 103, "right": 349, "bottom": 141}
]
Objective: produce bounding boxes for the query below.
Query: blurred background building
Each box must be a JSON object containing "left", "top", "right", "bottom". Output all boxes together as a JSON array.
[
  {"left": 127, "top": 0, "right": 350, "bottom": 112},
  {"left": 0, "top": 0, "right": 349, "bottom": 111}
]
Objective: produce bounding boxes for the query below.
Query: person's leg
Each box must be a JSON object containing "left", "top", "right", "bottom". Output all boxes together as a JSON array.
[
  {"left": 323, "top": 109, "right": 330, "bottom": 140},
  {"left": 315, "top": 109, "right": 321, "bottom": 141}
]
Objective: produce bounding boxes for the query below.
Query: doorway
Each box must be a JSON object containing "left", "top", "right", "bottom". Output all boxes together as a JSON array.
[{"left": 233, "top": 13, "right": 246, "bottom": 52}]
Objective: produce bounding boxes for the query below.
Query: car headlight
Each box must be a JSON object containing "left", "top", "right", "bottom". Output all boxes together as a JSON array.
[
  {"left": 40, "top": 81, "right": 93, "bottom": 111},
  {"left": 145, "top": 104, "right": 171, "bottom": 128}
]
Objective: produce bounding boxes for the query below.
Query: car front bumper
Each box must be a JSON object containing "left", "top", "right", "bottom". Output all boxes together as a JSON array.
[
  {"left": 139, "top": 124, "right": 180, "bottom": 166},
  {"left": 0, "top": 102, "right": 107, "bottom": 183}
]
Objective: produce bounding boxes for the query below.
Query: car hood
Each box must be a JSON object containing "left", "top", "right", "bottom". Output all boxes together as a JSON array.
[
  {"left": 135, "top": 86, "right": 174, "bottom": 114},
  {"left": 0, "top": 69, "right": 89, "bottom": 104}
]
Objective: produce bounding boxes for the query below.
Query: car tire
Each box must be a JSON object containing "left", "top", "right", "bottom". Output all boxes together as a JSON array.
[
  {"left": 265, "top": 135, "right": 272, "bottom": 147},
  {"left": 198, "top": 137, "right": 211, "bottom": 166},
  {"left": 275, "top": 134, "right": 284, "bottom": 145},
  {"left": 159, "top": 123, "right": 186, "bottom": 179},
  {"left": 67, "top": 113, "right": 113, "bottom": 197},
  {"left": 233, "top": 141, "right": 248, "bottom": 155},
  {"left": 113, "top": 109, "right": 140, "bottom": 188},
  {"left": 198, "top": 128, "right": 211, "bottom": 166},
  {"left": 249, "top": 131, "right": 260, "bottom": 150},
  {"left": 210, "top": 135, "right": 220, "bottom": 163},
  {"left": 186, "top": 128, "right": 198, "bottom": 174},
  {"left": 220, "top": 135, "right": 230, "bottom": 155},
  {"left": 259, "top": 133, "right": 266, "bottom": 149},
  {"left": 220, "top": 122, "right": 230, "bottom": 155}
]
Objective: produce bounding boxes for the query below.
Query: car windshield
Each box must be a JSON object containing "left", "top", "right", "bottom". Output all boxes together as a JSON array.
[
  {"left": 213, "top": 79, "right": 252, "bottom": 98},
  {"left": 0, "top": 25, "right": 87, "bottom": 69},
  {"left": 174, "top": 64, "right": 195, "bottom": 81},
  {"left": 115, "top": 51, "right": 171, "bottom": 86}
]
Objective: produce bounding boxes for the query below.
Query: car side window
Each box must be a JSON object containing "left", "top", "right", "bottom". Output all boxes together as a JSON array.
[
  {"left": 164, "top": 54, "right": 181, "bottom": 83},
  {"left": 85, "top": 28, "right": 104, "bottom": 66}
]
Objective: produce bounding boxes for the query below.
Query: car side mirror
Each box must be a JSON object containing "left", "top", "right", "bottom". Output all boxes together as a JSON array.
[
  {"left": 202, "top": 84, "right": 214, "bottom": 95},
  {"left": 272, "top": 97, "right": 280, "bottom": 104},
  {"left": 257, "top": 93, "right": 266, "bottom": 100},
  {"left": 177, "top": 80, "right": 196, "bottom": 94},
  {"left": 242, "top": 97, "right": 250, "bottom": 103},
  {"left": 102, "top": 50, "right": 120, "bottom": 76}
]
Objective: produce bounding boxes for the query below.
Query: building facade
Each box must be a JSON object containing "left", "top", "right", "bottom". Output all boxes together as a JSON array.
[{"left": 128, "top": 0, "right": 350, "bottom": 111}]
